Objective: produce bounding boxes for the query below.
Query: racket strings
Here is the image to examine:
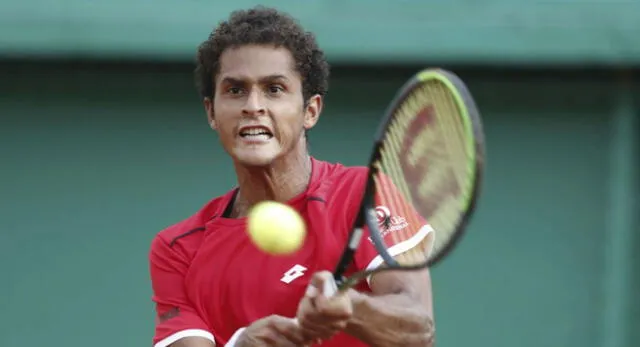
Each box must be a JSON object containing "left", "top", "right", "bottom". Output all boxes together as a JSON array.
[
  {"left": 374, "top": 91, "right": 433, "bottom": 266},
  {"left": 426, "top": 83, "right": 469, "bottom": 252},
  {"left": 388, "top": 92, "right": 430, "bottom": 265},
  {"left": 432, "top": 84, "right": 469, "bottom": 182},
  {"left": 398, "top": 98, "right": 436, "bottom": 263},
  {"left": 374, "top": 163, "right": 424, "bottom": 266},
  {"left": 434, "top": 83, "right": 477, "bottom": 253}
]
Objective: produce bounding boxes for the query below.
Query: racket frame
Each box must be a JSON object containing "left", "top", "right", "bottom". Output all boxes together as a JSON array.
[{"left": 331, "top": 68, "right": 485, "bottom": 291}]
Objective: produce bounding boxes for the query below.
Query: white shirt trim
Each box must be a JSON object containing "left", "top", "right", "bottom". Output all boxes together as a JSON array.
[
  {"left": 225, "top": 327, "right": 246, "bottom": 346},
  {"left": 154, "top": 329, "right": 216, "bottom": 347},
  {"left": 364, "top": 224, "right": 435, "bottom": 286}
]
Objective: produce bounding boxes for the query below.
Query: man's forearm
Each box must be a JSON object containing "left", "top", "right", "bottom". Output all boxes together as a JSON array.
[{"left": 345, "top": 291, "right": 434, "bottom": 347}]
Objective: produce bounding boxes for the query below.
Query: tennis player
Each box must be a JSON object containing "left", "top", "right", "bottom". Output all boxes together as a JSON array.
[{"left": 149, "top": 6, "right": 435, "bottom": 347}]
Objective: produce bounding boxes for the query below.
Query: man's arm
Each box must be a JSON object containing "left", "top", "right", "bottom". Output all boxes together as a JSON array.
[
  {"left": 296, "top": 170, "right": 436, "bottom": 346},
  {"left": 344, "top": 269, "right": 435, "bottom": 347},
  {"left": 341, "top": 173, "right": 435, "bottom": 346}
]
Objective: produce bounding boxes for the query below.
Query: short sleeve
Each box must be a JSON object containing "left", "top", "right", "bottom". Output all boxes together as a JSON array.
[
  {"left": 354, "top": 173, "right": 435, "bottom": 274},
  {"left": 149, "top": 236, "right": 216, "bottom": 347}
]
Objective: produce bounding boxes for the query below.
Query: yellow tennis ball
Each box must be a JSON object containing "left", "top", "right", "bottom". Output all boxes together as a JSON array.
[{"left": 247, "top": 201, "right": 306, "bottom": 255}]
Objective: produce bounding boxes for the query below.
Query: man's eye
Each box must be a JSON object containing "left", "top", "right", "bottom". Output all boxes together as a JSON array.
[
  {"left": 268, "top": 85, "right": 284, "bottom": 94},
  {"left": 228, "top": 87, "right": 243, "bottom": 94}
]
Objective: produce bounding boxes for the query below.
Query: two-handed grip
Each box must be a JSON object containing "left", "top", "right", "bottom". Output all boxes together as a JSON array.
[{"left": 292, "top": 275, "right": 338, "bottom": 326}]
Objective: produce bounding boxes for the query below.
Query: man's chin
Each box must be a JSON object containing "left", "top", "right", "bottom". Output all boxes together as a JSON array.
[{"left": 234, "top": 151, "right": 279, "bottom": 168}]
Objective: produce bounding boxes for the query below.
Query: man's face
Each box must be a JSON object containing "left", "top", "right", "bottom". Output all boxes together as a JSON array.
[{"left": 206, "top": 45, "right": 320, "bottom": 167}]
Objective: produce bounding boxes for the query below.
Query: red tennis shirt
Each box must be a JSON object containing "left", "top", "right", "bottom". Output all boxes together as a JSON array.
[{"left": 149, "top": 157, "right": 433, "bottom": 347}]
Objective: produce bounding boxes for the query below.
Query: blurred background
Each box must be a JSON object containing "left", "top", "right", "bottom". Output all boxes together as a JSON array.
[{"left": 1, "top": 1, "right": 639, "bottom": 346}]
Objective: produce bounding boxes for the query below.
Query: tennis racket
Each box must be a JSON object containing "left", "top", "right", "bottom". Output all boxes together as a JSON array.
[{"left": 323, "top": 68, "right": 485, "bottom": 297}]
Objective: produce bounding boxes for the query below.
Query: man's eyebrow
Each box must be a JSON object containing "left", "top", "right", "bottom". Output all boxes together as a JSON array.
[
  {"left": 220, "top": 75, "right": 289, "bottom": 84},
  {"left": 219, "top": 76, "right": 244, "bottom": 85},
  {"left": 260, "top": 74, "right": 288, "bottom": 82}
]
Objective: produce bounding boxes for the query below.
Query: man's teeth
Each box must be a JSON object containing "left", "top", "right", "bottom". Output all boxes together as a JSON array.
[
  {"left": 243, "top": 133, "right": 270, "bottom": 139},
  {"left": 240, "top": 129, "right": 272, "bottom": 138}
]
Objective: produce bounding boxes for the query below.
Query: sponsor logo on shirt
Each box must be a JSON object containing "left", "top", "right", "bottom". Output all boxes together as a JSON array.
[
  {"left": 369, "top": 205, "right": 409, "bottom": 241},
  {"left": 280, "top": 264, "right": 307, "bottom": 284},
  {"left": 157, "top": 307, "right": 180, "bottom": 323}
]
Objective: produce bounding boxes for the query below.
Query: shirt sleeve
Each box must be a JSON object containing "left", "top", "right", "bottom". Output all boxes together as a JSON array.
[
  {"left": 149, "top": 236, "right": 216, "bottom": 347},
  {"left": 353, "top": 173, "right": 436, "bottom": 276}
]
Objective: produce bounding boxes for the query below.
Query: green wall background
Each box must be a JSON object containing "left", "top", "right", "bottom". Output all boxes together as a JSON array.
[
  {"left": 2, "top": 1, "right": 640, "bottom": 64},
  {"left": 1, "top": 61, "right": 638, "bottom": 347}
]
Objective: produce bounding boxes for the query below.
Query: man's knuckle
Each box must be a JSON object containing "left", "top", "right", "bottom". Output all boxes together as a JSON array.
[
  {"left": 298, "top": 316, "right": 310, "bottom": 326},
  {"left": 314, "top": 305, "right": 329, "bottom": 315}
]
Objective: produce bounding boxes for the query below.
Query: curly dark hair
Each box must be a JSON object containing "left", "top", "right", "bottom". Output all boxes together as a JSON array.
[{"left": 195, "top": 6, "right": 330, "bottom": 102}]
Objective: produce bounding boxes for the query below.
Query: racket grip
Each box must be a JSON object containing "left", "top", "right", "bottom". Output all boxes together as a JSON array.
[
  {"left": 292, "top": 278, "right": 339, "bottom": 327},
  {"left": 322, "top": 276, "right": 338, "bottom": 297}
]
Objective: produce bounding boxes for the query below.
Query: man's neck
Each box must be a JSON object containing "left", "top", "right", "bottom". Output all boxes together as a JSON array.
[{"left": 230, "top": 148, "right": 312, "bottom": 218}]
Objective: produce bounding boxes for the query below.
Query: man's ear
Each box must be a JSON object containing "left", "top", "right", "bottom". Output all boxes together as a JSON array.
[
  {"left": 304, "top": 95, "right": 323, "bottom": 130},
  {"left": 204, "top": 97, "right": 217, "bottom": 130}
]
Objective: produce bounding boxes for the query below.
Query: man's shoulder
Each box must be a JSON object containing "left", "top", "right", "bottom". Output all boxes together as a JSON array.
[
  {"left": 312, "top": 158, "right": 369, "bottom": 200},
  {"left": 314, "top": 158, "right": 368, "bottom": 181},
  {"left": 152, "top": 190, "right": 233, "bottom": 248}
]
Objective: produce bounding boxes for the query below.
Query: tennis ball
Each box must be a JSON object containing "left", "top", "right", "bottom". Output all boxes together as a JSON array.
[{"left": 247, "top": 201, "right": 306, "bottom": 255}]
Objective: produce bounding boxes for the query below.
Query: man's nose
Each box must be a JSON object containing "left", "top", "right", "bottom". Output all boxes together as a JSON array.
[{"left": 242, "top": 90, "right": 266, "bottom": 116}]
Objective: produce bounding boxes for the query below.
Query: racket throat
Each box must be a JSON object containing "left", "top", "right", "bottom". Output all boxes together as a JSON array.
[
  {"left": 332, "top": 226, "right": 366, "bottom": 285},
  {"left": 348, "top": 227, "right": 365, "bottom": 249}
]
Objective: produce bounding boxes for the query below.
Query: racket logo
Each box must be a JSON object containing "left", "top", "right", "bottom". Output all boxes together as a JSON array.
[{"left": 398, "top": 104, "right": 460, "bottom": 216}]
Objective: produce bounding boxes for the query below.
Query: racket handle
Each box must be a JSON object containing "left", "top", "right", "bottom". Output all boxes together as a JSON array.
[
  {"left": 322, "top": 276, "right": 338, "bottom": 297},
  {"left": 291, "top": 277, "right": 339, "bottom": 327}
]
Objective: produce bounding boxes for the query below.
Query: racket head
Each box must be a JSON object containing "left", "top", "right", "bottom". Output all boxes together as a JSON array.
[{"left": 362, "top": 68, "right": 485, "bottom": 271}]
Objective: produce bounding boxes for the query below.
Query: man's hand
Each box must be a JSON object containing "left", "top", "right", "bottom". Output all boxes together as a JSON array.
[
  {"left": 235, "top": 314, "right": 309, "bottom": 347},
  {"left": 296, "top": 271, "right": 354, "bottom": 342}
]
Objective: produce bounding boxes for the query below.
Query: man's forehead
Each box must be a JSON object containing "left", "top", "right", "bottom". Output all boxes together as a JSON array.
[{"left": 218, "top": 45, "right": 297, "bottom": 81}]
